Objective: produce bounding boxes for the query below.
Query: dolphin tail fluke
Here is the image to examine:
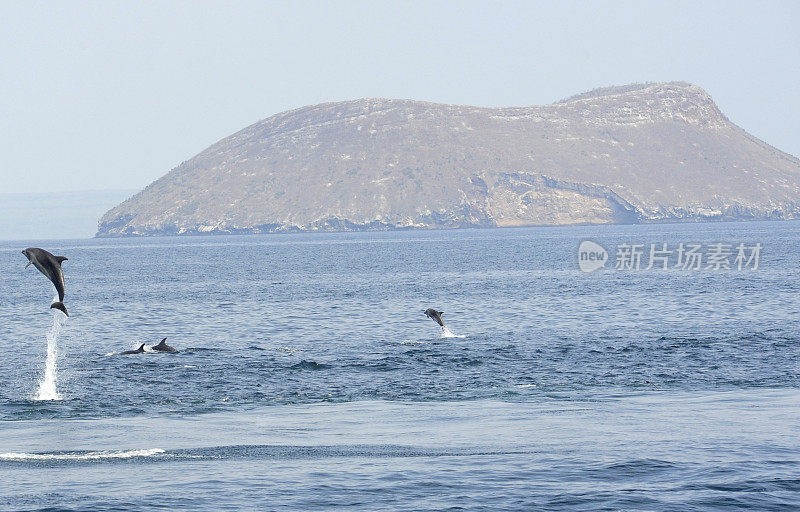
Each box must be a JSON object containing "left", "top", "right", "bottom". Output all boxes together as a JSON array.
[{"left": 50, "top": 302, "right": 68, "bottom": 317}]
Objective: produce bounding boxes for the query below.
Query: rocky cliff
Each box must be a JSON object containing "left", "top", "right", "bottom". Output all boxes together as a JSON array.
[{"left": 97, "top": 82, "right": 800, "bottom": 236}]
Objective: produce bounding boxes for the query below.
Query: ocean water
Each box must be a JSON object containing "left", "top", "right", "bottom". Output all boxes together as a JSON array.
[{"left": 0, "top": 222, "right": 798, "bottom": 511}]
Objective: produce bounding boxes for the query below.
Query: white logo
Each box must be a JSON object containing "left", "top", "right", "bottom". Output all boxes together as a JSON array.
[{"left": 578, "top": 240, "right": 608, "bottom": 273}]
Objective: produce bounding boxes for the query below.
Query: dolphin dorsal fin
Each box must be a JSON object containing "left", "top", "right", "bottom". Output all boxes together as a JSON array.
[
  {"left": 138, "top": 344, "right": 146, "bottom": 351},
  {"left": 56, "top": 256, "right": 68, "bottom": 263},
  {"left": 157, "top": 338, "right": 167, "bottom": 346}
]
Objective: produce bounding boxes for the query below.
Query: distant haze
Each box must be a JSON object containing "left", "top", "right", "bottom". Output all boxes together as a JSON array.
[
  {"left": 1, "top": 0, "right": 798, "bottom": 196},
  {"left": 0, "top": 190, "right": 137, "bottom": 240}
]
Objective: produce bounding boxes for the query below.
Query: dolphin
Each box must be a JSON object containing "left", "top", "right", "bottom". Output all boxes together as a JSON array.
[
  {"left": 22, "top": 248, "right": 69, "bottom": 316},
  {"left": 120, "top": 344, "right": 146, "bottom": 355},
  {"left": 424, "top": 308, "right": 445, "bottom": 327},
  {"left": 151, "top": 338, "right": 177, "bottom": 353}
]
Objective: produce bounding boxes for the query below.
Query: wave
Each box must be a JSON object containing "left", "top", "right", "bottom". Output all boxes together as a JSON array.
[
  {"left": 0, "top": 445, "right": 528, "bottom": 464},
  {"left": 0, "top": 448, "right": 165, "bottom": 461},
  {"left": 179, "top": 444, "right": 528, "bottom": 460}
]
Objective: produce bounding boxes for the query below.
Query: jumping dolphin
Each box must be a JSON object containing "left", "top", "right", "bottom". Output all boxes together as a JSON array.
[
  {"left": 151, "top": 338, "right": 177, "bottom": 353},
  {"left": 22, "top": 248, "right": 68, "bottom": 316},
  {"left": 424, "top": 308, "right": 445, "bottom": 327},
  {"left": 120, "top": 344, "right": 146, "bottom": 355}
]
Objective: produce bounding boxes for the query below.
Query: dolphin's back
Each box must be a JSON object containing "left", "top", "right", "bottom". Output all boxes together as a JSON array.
[
  {"left": 121, "top": 344, "right": 146, "bottom": 355},
  {"left": 153, "top": 338, "right": 177, "bottom": 352}
]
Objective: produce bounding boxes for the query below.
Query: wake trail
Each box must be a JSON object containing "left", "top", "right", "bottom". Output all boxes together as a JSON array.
[{"left": 0, "top": 448, "right": 165, "bottom": 461}]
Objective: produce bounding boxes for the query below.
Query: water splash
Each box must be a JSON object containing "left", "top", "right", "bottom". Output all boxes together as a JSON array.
[
  {"left": 34, "top": 309, "right": 65, "bottom": 401},
  {"left": 440, "top": 326, "right": 465, "bottom": 339}
]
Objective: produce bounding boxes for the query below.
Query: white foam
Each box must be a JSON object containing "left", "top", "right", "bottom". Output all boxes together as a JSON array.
[
  {"left": 440, "top": 326, "right": 466, "bottom": 339},
  {"left": 399, "top": 339, "right": 426, "bottom": 345},
  {"left": 35, "top": 308, "right": 65, "bottom": 401},
  {"left": 0, "top": 448, "right": 165, "bottom": 461}
]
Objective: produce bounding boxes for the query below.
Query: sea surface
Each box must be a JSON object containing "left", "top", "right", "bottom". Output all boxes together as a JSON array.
[{"left": 0, "top": 222, "right": 798, "bottom": 511}]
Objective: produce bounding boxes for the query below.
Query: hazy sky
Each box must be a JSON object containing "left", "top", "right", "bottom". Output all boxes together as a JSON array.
[{"left": 1, "top": 0, "right": 798, "bottom": 194}]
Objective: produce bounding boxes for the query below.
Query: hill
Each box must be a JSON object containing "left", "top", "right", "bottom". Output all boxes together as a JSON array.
[{"left": 97, "top": 82, "right": 800, "bottom": 236}]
